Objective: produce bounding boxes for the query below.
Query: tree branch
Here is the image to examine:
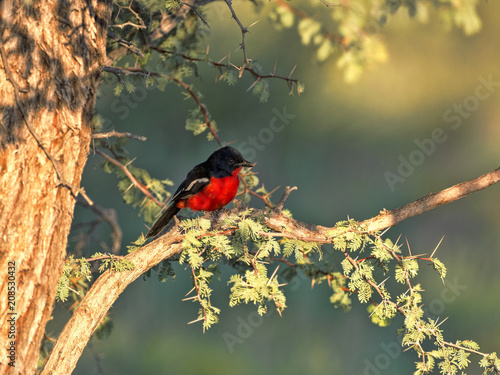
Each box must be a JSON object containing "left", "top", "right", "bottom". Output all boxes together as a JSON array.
[
  {"left": 224, "top": 0, "right": 250, "bottom": 64},
  {"left": 92, "top": 130, "right": 147, "bottom": 141},
  {"left": 107, "top": 30, "right": 144, "bottom": 58},
  {"left": 273, "top": 185, "right": 297, "bottom": 212},
  {"left": 147, "top": 47, "right": 301, "bottom": 91},
  {"left": 109, "top": 2, "right": 146, "bottom": 30},
  {"left": 360, "top": 167, "right": 500, "bottom": 232},
  {"left": 42, "top": 167, "right": 500, "bottom": 373},
  {"left": 96, "top": 150, "right": 164, "bottom": 207},
  {"left": 263, "top": 167, "right": 500, "bottom": 239},
  {"left": 179, "top": 1, "right": 210, "bottom": 29},
  {"left": 41, "top": 231, "right": 185, "bottom": 375}
]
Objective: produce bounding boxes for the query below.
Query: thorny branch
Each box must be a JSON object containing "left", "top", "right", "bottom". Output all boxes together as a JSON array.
[
  {"left": 273, "top": 186, "right": 298, "bottom": 212},
  {"left": 92, "top": 130, "right": 147, "bottom": 141},
  {"left": 110, "top": 1, "right": 146, "bottom": 30},
  {"left": 107, "top": 30, "right": 144, "bottom": 58},
  {"left": 43, "top": 166, "right": 500, "bottom": 374},
  {"left": 239, "top": 172, "right": 280, "bottom": 209},
  {"left": 150, "top": 46, "right": 300, "bottom": 92},
  {"left": 179, "top": 1, "right": 210, "bottom": 29},
  {"left": 224, "top": 0, "right": 250, "bottom": 65},
  {"left": 96, "top": 150, "right": 164, "bottom": 207},
  {"left": 101, "top": 62, "right": 299, "bottom": 145},
  {"left": 261, "top": 167, "right": 500, "bottom": 239},
  {"left": 360, "top": 167, "right": 500, "bottom": 232}
]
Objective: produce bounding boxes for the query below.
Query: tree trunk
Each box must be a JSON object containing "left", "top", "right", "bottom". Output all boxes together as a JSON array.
[{"left": 0, "top": 1, "right": 111, "bottom": 374}]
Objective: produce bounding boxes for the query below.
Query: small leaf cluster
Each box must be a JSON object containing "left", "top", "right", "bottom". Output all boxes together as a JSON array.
[
  {"left": 268, "top": 0, "right": 483, "bottom": 82},
  {"left": 321, "top": 219, "right": 496, "bottom": 374},
  {"left": 101, "top": 147, "right": 173, "bottom": 224},
  {"left": 176, "top": 212, "right": 294, "bottom": 330},
  {"left": 56, "top": 254, "right": 134, "bottom": 303},
  {"left": 102, "top": 0, "right": 303, "bottom": 145},
  {"left": 94, "top": 253, "right": 135, "bottom": 273},
  {"left": 56, "top": 256, "right": 92, "bottom": 303}
]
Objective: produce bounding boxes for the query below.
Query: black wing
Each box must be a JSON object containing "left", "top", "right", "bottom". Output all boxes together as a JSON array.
[
  {"left": 146, "top": 204, "right": 180, "bottom": 238},
  {"left": 146, "top": 163, "right": 210, "bottom": 238},
  {"left": 170, "top": 162, "right": 210, "bottom": 202}
]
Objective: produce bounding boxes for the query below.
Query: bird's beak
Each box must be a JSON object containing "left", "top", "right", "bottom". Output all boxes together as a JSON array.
[{"left": 238, "top": 160, "right": 255, "bottom": 168}]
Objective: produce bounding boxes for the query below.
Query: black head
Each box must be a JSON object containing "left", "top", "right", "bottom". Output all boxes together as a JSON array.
[{"left": 207, "top": 146, "right": 254, "bottom": 177}]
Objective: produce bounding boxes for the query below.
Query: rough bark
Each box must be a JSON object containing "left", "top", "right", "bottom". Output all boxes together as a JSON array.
[{"left": 0, "top": 1, "right": 111, "bottom": 374}]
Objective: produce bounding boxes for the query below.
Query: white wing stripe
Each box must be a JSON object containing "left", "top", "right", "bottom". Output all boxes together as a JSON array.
[{"left": 186, "top": 177, "right": 209, "bottom": 192}]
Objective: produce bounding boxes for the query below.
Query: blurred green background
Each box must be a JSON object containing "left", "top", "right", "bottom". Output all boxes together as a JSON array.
[{"left": 50, "top": 1, "right": 500, "bottom": 374}]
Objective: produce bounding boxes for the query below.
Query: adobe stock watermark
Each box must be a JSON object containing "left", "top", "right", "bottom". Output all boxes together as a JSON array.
[
  {"left": 384, "top": 74, "right": 499, "bottom": 192},
  {"left": 237, "top": 106, "right": 296, "bottom": 162},
  {"left": 384, "top": 128, "right": 448, "bottom": 192},
  {"left": 99, "top": 61, "right": 168, "bottom": 129},
  {"left": 363, "top": 277, "right": 467, "bottom": 375},
  {"left": 222, "top": 307, "right": 274, "bottom": 354}
]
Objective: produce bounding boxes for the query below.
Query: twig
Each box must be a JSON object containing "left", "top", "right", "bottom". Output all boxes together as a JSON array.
[
  {"left": 77, "top": 196, "right": 123, "bottom": 255},
  {"left": 92, "top": 131, "right": 147, "bottom": 141},
  {"left": 189, "top": 266, "right": 208, "bottom": 332},
  {"left": 248, "top": 250, "right": 297, "bottom": 267},
  {"left": 96, "top": 150, "right": 163, "bottom": 207},
  {"left": 318, "top": 0, "right": 341, "bottom": 7},
  {"left": 110, "top": 2, "right": 146, "bottom": 30},
  {"left": 442, "top": 341, "right": 489, "bottom": 358},
  {"left": 180, "top": 1, "right": 210, "bottom": 28},
  {"left": 361, "top": 167, "right": 500, "bottom": 232},
  {"left": 224, "top": 0, "right": 250, "bottom": 64},
  {"left": 107, "top": 30, "right": 144, "bottom": 58},
  {"left": 0, "top": 42, "right": 93, "bottom": 206},
  {"left": 274, "top": 186, "right": 298, "bottom": 212},
  {"left": 86, "top": 254, "right": 125, "bottom": 262},
  {"left": 164, "top": 73, "right": 221, "bottom": 146},
  {"left": 238, "top": 174, "right": 278, "bottom": 208},
  {"left": 110, "top": 21, "right": 145, "bottom": 29}
]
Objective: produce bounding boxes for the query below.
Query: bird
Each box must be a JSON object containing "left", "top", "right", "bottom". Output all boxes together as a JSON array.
[{"left": 146, "top": 146, "right": 254, "bottom": 238}]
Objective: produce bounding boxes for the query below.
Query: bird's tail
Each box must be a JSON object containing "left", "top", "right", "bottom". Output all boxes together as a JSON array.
[{"left": 146, "top": 204, "right": 180, "bottom": 238}]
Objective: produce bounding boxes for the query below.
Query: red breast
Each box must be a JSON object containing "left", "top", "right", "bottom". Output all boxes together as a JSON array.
[{"left": 176, "top": 167, "right": 242, "bottom": 211}]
